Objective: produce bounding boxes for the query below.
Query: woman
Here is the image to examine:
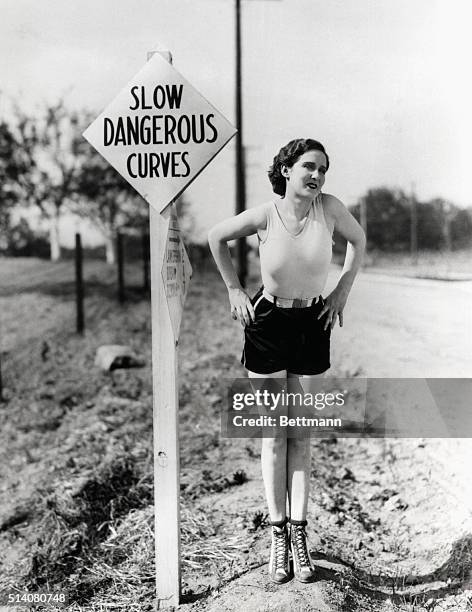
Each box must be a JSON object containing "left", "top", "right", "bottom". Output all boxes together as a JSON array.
[{"left": 208, "top": 138, "right": 365, "bottom": 584}]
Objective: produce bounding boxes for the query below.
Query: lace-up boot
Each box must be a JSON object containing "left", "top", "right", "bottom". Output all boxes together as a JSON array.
[
  {"left": 290, "top": 519, "right": 315, "bottom": 582},
  {"left": 268, "top": 518, "right": 290, "bottom": 583}
]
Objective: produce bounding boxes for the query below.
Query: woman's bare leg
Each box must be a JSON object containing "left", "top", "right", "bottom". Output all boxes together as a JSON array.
[
  {"left": 248, "top": 369, "right": 287, "bottom": 522},
  {"left": 286, "top": 372, "right": 326, "bottom": 581},
  {"left": 286, "top": 372, "right": 325, "bottom": 521}
]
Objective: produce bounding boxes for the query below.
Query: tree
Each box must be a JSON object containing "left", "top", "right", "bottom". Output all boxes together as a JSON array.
[
  {"left": 351, "top": 188, "right": 410, "bottom": 251},
  {"left": 72, "top": 121, "right": 195, "bottom": 263},
  {"left": 352, "top": 189, "right": 470, "bottom": 252},
  {"left": 450, "top": 207, "right": 472, "bottom": 249},
  {"left": 72, "top": 122, "right": 149, "bottom": 264},
  {"left": 0, "top": 116, "right": 28, "bottom": 248},
  {"left": 174, "top": 195, "right": 195, "bottom": 244},
  {"left": 13, "top": 100, "right": 82, "bottom": 261},
  {"left": 416, "top": 199, "right": 447, "bottom": 250}
]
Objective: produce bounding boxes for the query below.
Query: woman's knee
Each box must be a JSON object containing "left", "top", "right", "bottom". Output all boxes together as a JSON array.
[
  {"left": 262, "top": 436, "right": 287, "bottom": 454},
  {"left": 287, "top": 437, "right": 311, "bottom": 454}
]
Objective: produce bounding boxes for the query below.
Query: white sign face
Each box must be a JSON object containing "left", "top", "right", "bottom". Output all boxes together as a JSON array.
[
  {"left": 161, "top": 208, "right": 192, "bottom": 341},
  {"left": 83, "top": 53, "right": 237, "bottom": 213}
]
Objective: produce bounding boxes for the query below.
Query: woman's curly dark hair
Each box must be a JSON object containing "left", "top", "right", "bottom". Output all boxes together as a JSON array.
[{"left": 268, "top": 139, "right": 329, "bottom": 196}]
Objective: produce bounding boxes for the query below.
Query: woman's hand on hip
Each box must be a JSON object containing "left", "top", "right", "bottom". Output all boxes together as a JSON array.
[
  {"left": 228, "top": 287, "right": 255, "bottom": 328},
  {"left": 318, "top": 287, "right": 348, "bottom": 330}
]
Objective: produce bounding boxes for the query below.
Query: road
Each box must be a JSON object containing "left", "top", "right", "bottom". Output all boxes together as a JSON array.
[
  {"left": 324, "top": 270, "right": 472, "bottom": 588},
  {"left": 325, "top": 269, "right": 472, "bottom": 378}
]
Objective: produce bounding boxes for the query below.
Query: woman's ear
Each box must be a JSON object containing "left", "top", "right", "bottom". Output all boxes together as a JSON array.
[{"left": 281, "top": 164, "right": 290, "bottom": 178}]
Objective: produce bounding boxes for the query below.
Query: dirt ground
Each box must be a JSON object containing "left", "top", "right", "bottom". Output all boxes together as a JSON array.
[{"left": 0, "top": 256, "right": 471, "bottom": 612}]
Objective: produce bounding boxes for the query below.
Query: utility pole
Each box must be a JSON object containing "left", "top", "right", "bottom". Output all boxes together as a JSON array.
[
  {"left": 233, "top": 0, "right": 281, "bottom": 286},
  {"left": 235, "top": 0, "right": 247, "bottom": 286}
]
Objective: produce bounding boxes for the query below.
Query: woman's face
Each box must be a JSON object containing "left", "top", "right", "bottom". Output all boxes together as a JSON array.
[{"left": 283, "top": 150, "right": 328, "bottom": 199}]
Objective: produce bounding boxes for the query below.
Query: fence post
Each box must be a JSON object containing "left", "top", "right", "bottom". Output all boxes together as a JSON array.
[
  {"left": 0, "top": 351, "right": 4, "bottom": 402},
  {"left": 117, "top": 231, "right": 125, "bottom": 303},
  {"left": 142, "top": 230, "right": 150, "bottom": 293},
  {"left": 75, "top": 233, "right": 84, "bottom": 334}
]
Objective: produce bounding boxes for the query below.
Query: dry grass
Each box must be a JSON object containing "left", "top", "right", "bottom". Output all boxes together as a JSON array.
[
  {"left": 180, "top": 504, "right": 247, "bottom": 570},
  {"left": 15, "top": 456, "right": 153, "bottom": 601}
]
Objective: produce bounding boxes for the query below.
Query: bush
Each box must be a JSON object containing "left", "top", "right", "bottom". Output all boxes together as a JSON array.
[
  {"left": 451, "top": 209, "right": 472, "bottom": 249},
  {"left": 1, "top": 218, "right": 50, "bottom": 258}
]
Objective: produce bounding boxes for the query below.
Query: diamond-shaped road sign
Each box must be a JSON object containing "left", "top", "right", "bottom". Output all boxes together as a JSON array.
[
  {"left": 83, "top": 53, "right": 237, "bottom": 213},
  {"left": 161, "top": 208, "right": 192, "bottom": 341}
]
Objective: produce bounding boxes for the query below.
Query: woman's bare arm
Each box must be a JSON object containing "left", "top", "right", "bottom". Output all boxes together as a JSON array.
[
  {"left": 208, "top": 205, "right": 267, "bottom": 326},
  {"left": 319, "top": 195, "right": 366, "bottom": 329}
]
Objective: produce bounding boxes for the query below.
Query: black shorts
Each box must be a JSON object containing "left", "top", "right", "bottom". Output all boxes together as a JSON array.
[{"left": 241, "top": 287, "right": 331, "bottom": 375}]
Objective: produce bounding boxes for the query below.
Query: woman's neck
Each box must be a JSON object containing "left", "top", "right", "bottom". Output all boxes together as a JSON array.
[{"left": 280, "top": 192, "right": 313, "bottom": 220}]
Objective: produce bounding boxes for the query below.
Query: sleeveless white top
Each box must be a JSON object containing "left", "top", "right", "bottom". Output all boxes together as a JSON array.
[{"left": 258, "top": 194, "right": 333, "bottom": 299}]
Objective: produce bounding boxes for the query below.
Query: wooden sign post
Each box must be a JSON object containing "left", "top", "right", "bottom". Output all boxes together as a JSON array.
[
  {"left": 150, "top": 196, "right": 181, "bottom": 608},
  {"left": 83, "top": 50, "right": 236, "bottom": 608}
]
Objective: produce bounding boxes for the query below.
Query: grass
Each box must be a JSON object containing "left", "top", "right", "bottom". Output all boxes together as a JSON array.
[{"left": 0, "top": 256, "right": 255, "bottom": 610}]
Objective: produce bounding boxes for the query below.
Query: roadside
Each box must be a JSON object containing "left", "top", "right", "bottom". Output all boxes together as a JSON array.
[
  {"left": 357, "top": 248, "right": 472, "bottom": 282},
  {"left": 362, "top": 267, "right": 472, "bottom": 282}
]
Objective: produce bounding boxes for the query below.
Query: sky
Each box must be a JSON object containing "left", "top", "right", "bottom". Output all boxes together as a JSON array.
[{"left": 1, "top": 0, "right": 471, "bottom": 244}]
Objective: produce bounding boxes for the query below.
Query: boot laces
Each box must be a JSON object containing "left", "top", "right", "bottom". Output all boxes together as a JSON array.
[
  {"left": 272, "top": 527, "right": 287, "bottom": 569},
  {"left": 292, "top": 525, "right": 310, "bottom": 567}
]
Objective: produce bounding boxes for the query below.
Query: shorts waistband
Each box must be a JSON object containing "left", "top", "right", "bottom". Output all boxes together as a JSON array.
[{"left": 262, "top": 288, "right": 320, "bottom": 309}]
